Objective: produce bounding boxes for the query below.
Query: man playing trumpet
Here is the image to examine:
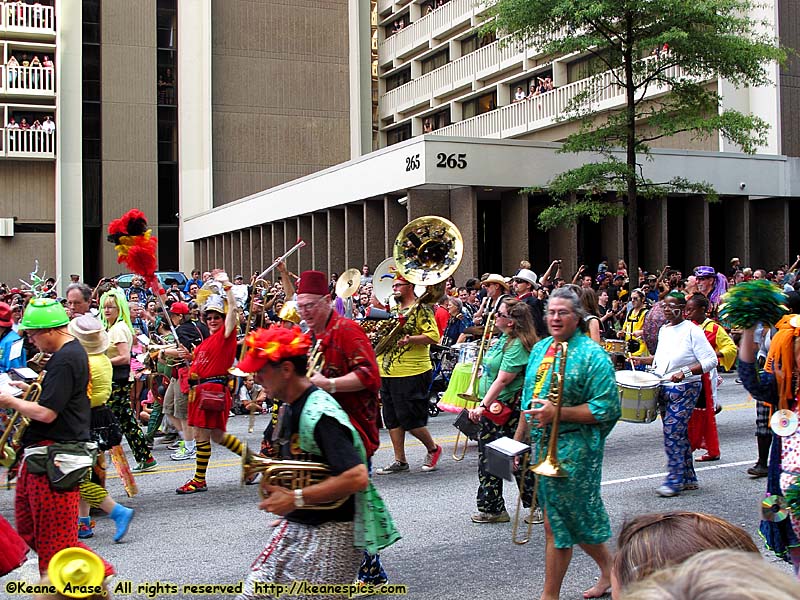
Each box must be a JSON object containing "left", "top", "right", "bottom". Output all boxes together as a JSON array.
[
  {"left": 236, "top": 326, "right": 400, "bottom": 600},
  {"left": 515, "top": 288, "right": 619, "bottom": 600}
]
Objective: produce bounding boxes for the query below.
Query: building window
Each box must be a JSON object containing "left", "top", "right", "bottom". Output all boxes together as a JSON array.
[
  {"left": 385, "top": 66, "right": 411, "bottom": 92},
  {"left": 386, "top": 123, "right": 412, "bottom": 146},
  {"left": 385, "top": 15, "right": 409, "bottom": 37},
  {"left": 421, "top": 49, "right": 448, "bottom": 75},
  {"left": 462, "top": 91, "right": 496, "bottom": 119},
  {"left": 461, "top": 31, "right": 496, "bottom": 56},
  {"left": 422, "top": 108, "right": 451, "bottom": 133}
]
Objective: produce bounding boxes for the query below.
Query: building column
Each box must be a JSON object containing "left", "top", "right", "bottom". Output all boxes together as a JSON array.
[
  {"left": 344, "top": 203, "right": 365, "bottom": 269},
  {"left": 55, "top": 0, "right": 83, "bottom": 294},
  {"left": 250, "top": 226, "right": 262, "bottom": 275},
  {"left": 364, "top": 199, "right": 385, "bottom": 270},
  {"left": 684, "top": 196, "right": 709, "bottom": 269},
  {"left": 501, "top": 191, "right": 528, "bottom": 275},
  {"left": 600, "top": 214, "right": 625, "bottom": 273},
  {"left": 272, "top": 222, "right": 285, "bottom": 268},
  {"left": 232, "top": 231, "right": 242, "bottom": 277},
  {"left": 298, "top": 216, "right": 313, "bottom": 273},
  {"left": 724, "top": 196, "right": 751, "bottom": 267},
  {"left": 240, "top": 230, "right": 251, "bottom": 279},
  {"left": 384, "top": 195, "right": 407, "bottom": 257},
  {"left": 327, "top": 209, "right": 346, "bottom": 277},
  {"left": 284, "top": 220, "right": 299, "bottom": 274},
  {"left": 178, "top": 0, "right": 213, "bottom": 273},
  {"left": 312, "top": 212, "right": 328, "bottom": 272},
  {"left": 449, "top": 187, "right": 478, "bottom": 284},
  {"left": 259, "top": 225, "right": 272, "bottom": 276},
  {"left": 639, "top": 196, "right": 667, "bottom": 272},
  {"left": 550, "top": 225, "right": 578, "bottom": 278},
  {"left": 407, "top": 189, "right": 450, "bottom": 221}
]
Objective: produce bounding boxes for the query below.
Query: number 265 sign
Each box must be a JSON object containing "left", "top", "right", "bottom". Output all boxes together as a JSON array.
[{"left": 404, "top": 152, "right": 468, "bottom": 172}]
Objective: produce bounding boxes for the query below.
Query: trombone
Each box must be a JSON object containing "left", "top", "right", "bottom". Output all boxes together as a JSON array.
[
  {"left": 0, "top": 372, "right": 44, "bottom": 468},
  {"left": 453, "top": 295, "right": 509, "bottom": 461},
  {"left": 512, "top": 341, "right": 568, "bottom": 545}
]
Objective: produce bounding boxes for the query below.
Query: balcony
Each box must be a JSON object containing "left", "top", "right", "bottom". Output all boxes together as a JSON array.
[
  {"left": 1, "top": 2, "right": 56, "bottom": 38},
  {"left": 432, "top": 59, "right": 700, "bottom": 139},
  {"left": 1, "top": 128, "right": 55, "bottom": 159},
  {"left": 3, "top": 65, "right": 55, "bottom": 97},
  {"left": 380, "top": 36, "right": 527, "bottom": 118},
  {"left": 379, "top": 0, "right": 487, "bottom": 65}
]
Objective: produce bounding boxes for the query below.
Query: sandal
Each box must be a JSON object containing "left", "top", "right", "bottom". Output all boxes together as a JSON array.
[{"left": 697, "top": 454, "right": 720, "bottom": 462}]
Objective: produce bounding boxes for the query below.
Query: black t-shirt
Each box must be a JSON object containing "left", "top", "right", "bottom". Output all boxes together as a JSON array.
[
  {"left": 22, "top": 339, "right": 91, "bottom": 448},
  {"left": 520, "top": 295, "right": 546, "bottom": 338},
  {"left": 176, "top": 320, "right": 209, "bottom": 351},
  {"left": 281, "top": 386, "right": 363, "bottom": 525}
]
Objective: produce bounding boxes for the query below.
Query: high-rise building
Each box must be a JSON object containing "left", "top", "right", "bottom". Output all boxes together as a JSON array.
[{"left": 183, "top": 0, "right": 800, "bottom": 281}]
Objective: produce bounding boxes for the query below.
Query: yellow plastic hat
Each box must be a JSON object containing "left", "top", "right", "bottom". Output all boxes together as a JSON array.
[{"left": 48, "top": 547, "right": 105, "bottom": 598}]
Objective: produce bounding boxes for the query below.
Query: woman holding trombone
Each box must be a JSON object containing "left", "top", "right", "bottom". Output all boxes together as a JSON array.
[{"left": 467, "top": 297, "right": 538, "bottom": 523}]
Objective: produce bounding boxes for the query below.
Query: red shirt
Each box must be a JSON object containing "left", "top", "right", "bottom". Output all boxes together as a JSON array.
[
  {"left": 315, "top": 311, "right": 381, "bottom": 457},
  {"left": 190, "top": 327, "right": 237, "bottom": 380},
  {"left": 434, "top": 305, "right": 449, "bottom": 337}
]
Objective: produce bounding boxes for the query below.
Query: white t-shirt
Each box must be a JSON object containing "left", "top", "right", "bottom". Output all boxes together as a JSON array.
[{"left": 651, "top": 320, "right": 717, "bottom": 383}]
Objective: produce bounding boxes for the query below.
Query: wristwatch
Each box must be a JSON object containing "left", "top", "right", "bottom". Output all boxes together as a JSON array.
[
  {"left": 293, "top": 488, "right": 305, "bottom": 508},
  {"left": 681, "top": 366, "right": 692, "bottom": 378}
]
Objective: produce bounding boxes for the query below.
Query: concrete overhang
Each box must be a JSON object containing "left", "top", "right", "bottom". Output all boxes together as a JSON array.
[{"left": 183, "top": 136, "right": 799, "bottom": 242}]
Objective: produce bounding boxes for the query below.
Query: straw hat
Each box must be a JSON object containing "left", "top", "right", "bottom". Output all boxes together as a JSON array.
[
  {"left": 483, "top": 274, "right": 510, "bottom": 291},
  {"left": 68, "top": 314, "right": 110, "bottom": 355}
]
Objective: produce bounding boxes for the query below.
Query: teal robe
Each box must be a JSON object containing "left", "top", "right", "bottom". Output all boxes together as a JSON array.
[{"left": 521, "top": 331, "right": 619, "bottom": 548}]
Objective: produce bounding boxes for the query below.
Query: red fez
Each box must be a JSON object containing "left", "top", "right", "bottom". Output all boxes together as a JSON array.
[
  {"left": 0, "top": 302, "right": 12, "bottom": 327},
  {"left": 297, "top": 271, "right": 328, "bottom": 296}
]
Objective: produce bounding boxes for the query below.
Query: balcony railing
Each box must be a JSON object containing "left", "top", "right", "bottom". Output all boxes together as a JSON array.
[
  {"left": 379, "top": 0, "right": 485, "bottom": 64},
  {"left": 433, "top": 58, "right": 696, "bottom": 139},
  {"left": 4, "top": 65, "right": 55, "bottom": 96},
  {"left": 1, "top": 2, "right": 56, "bottom": 35},
  {"left": 2, "top": 128, "right": 56, "bottom": 158}
]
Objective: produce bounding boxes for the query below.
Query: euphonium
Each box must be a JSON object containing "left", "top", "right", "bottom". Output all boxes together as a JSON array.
[
  {"left": 0, "top": 372, "right": 44, "bottom": 468},
  {"left": 242, "top": 450, "right": 346, "bottom": 509},
  {"left": 512, "top": 341, "right": 568, "bottom": 545}
]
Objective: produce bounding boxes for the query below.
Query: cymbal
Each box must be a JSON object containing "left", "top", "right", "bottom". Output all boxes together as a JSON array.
[{"left": 336, "top": 268, "right": 361, "bottom": 299}]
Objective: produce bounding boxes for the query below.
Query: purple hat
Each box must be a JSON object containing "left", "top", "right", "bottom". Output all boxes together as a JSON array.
[{"left": 694, "top": 266, "right": 716, "bottom": 278}]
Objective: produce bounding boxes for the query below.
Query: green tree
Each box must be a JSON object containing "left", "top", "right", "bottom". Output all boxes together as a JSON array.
[{"left": 485, "top": 0, "right": 785, "bottom": 284}]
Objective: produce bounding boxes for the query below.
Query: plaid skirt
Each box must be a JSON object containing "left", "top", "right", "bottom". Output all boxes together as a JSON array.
[{"left": 240, "top": 519, "right": 362, "bottom": 600}]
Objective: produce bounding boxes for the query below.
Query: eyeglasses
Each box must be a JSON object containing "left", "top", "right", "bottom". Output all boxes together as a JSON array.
[
  {"left": 547, "top": 310, "right": 573, "bottom": 318},
  {"left": 297, "top": 298, "right": 323, "bottom": 312},
  {"left": 496, "top": 312, "right": 512, "bottom": 320},
  {"left": 205, "top": 313, "right": 223, "bottom": 320}
]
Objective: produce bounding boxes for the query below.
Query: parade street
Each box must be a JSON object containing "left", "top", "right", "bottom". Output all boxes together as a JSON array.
[{"left": 0, "top": 372, "right": 792, "bottom": 600}]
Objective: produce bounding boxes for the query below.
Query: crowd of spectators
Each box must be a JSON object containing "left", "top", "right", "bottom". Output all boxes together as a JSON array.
[
  {"left": 5, "top": 52, "right": 54, "bottom": 89},
  {"left": 512, "top": 75, "right": 554, "bottom": 103},
  {"left": 387, "top": 0, "right": 450, "bottom": 36}
]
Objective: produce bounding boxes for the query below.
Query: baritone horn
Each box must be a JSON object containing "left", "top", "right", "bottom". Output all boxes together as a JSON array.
[
  {"left": 373, "top": 216, "right": 463, "bottom": 356},
  {"left": 241, "top": 451, "right": 346, "bottom": 509},
  {"left": 0, "top": 372, "right": 44, "bottom": 468},
  {"left": 512, "top": 341, "right": 568, "bottom": 545}
]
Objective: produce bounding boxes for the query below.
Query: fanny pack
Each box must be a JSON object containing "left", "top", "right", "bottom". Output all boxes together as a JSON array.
[{"left": 24, "top": 441, "right": 98, "bottom": 491}]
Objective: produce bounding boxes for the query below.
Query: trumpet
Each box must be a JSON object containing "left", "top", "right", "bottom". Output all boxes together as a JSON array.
[
  {"left": 512, "top": 341, "right": 568, "bottom": 545},
  {"left": 453, "top": 295, "right": 510, "bottom": 461},
  {"left": 0, "top": 372, "right": 44, "bottom": 468},
  {"left": 242, "top": 450, "right": 346, "bottom": 509}
]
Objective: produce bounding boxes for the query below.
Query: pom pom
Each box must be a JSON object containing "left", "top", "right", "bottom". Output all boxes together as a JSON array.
[
  {"left": 718, "top": 280, "right": 788, "bottom": 329},
  {"left": 107, "top": 210, "right": 159, "bottom": 290},
  {"left": 244, "top": 326, "right": 311, "bottom": 363}
]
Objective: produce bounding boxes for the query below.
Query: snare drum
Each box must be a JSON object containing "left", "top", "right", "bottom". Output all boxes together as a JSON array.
[
  {"left": 615, "top": 371, "right": 661, "bottom": 423},
  {"left": 457, "top": 342, "right": 478, "bottom": 364},
  {"left": 603, "top": 339, "right": 626, "bottom": 354}
]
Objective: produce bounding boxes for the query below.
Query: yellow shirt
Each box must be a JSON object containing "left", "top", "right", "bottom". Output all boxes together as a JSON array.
[
  {"left": 88, "top": 353, "right": 113, "bottom": 407},
  {"left": 377, "top": 304, "right": 440, "bottom": 378}
]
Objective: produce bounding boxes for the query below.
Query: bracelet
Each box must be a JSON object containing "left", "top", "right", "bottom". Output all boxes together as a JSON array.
[
  {"left": 681, "top": 366, "right": 692, "bottom": 378},
  {"left": 329, "top": 378, "right": 337, "bottom": 394}
]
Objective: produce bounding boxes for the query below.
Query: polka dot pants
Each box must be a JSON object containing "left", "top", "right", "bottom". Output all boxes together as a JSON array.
[{"left": 15, "top": 461, "right": 114, "bottom": 576}]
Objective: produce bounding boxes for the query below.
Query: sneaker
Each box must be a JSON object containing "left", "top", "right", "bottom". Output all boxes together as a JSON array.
[
  {"left": 656, "top": 484, "right": 679, "bottom": 497},
  {"left": 471, "top": 510, "right": 510, "bottom": 523},
  {"left": 352, "top": 580, "right": 389, "bottom": 598},
  {"left": 682, "top": 482, "right": 699, "bottom": 491},
  {"left": 166, "top": 439, "right": 183, "bottom": 451},
  {"left": 176, "top": 478, "right": 208, "bottom": 494},
  {"left": 131, "top": 458, "right": 158, "bottom": 473},
  {"left": 421, "top": 445, "right": 442, "bottom": 472},
  {"left": 525, "top": 506, "right": 544, "bottom": 525},
  {"left": 697, "top": 454, "right": 720, "bottom": 462},
  {"left": 375, "top": 461, "right": 409, "bottom": 475},
  {"left": 152, "top": 430, "right": 167, "bottom": 438},
  {"left": 171, "top": 445, "right": 196, "bottom": 461},
  {"left": 77, "top": 519, "right": 95, "bottom": 539},
  {"left": 110, "top": 505, "right": 134, "bottom": 543},
  {"left": 158, "top": 433, "right": 179, "bottom": 445},
  {"left": 747, "top": 463, "right": 768, "bottom": 477}
]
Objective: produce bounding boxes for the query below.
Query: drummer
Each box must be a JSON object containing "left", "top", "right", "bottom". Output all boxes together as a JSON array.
[
  {"left": 631, "top": 292, "right": 717, "bottom": 497},
  {"left": 618, "top": 289, "right": 649, "bottom": 368}
]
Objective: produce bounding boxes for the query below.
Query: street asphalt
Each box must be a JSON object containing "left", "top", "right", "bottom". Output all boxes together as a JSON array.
[{"left": 0, "top": 372, "right": 794, "bottom": 599}]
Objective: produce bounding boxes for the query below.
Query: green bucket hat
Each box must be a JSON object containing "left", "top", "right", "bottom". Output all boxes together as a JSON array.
[{"left": 19, "top": 298, "right": 70, "bottom": 331}]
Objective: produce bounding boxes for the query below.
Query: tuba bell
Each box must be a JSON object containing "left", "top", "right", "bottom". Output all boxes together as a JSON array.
[
  {"left": 372, "top": 216, "right": 463, "bottom": 356},
  {"left": 0, "top": 372, "right": 44, "bottom": 468}
]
